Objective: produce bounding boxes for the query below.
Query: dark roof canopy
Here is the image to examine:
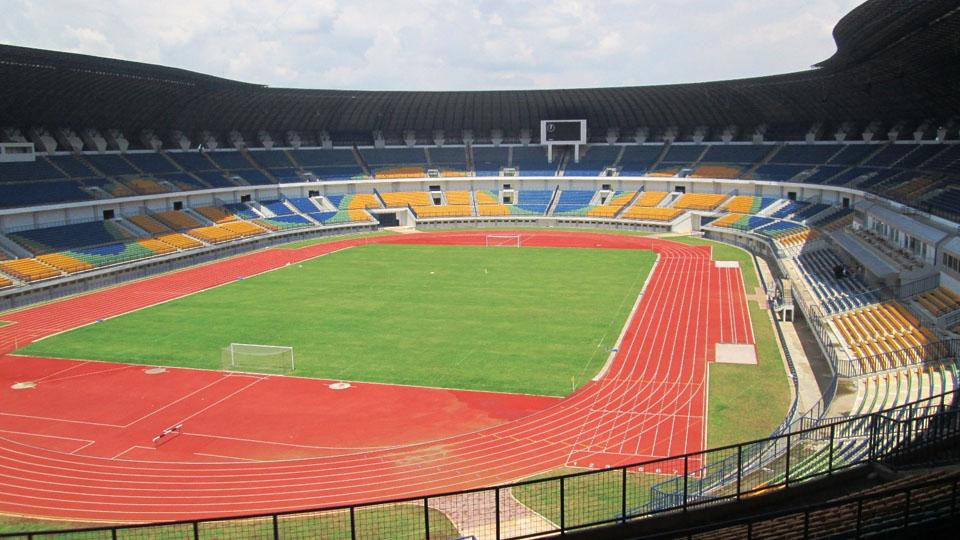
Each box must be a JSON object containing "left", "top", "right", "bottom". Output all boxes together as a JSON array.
[{"left": 1, "top": 0, "right": 958, "bottom": 144}]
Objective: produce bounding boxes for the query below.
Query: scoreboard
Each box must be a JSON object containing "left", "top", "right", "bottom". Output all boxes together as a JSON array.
[{"left": 540, "top": 120, "right": 587, "bottom": 144}]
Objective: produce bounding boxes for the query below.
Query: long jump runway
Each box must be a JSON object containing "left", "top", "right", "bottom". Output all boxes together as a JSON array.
[{"left": 0, "top": 231, "right": 754, "bottom": 521}]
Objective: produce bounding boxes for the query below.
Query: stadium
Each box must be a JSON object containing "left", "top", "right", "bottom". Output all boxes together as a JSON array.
[{"left": 0, "top": 0, "right": 959, "bottom": 537}]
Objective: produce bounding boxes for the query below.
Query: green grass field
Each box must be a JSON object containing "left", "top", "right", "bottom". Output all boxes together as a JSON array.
[{"left": 20, "top": 244, "right": 655, "bottom": 396}]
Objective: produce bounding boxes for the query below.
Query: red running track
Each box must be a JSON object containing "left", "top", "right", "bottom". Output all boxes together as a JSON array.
[{"left": 0, "top": 231, "right": 754, "bottom": 521}]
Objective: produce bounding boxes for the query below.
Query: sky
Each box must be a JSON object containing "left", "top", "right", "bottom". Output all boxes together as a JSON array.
[{"left": 0, "top": 0, "right": 865, "bottom": 91}]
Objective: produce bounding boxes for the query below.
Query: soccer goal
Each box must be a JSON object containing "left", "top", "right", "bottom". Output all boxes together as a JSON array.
[
  {"left": 221, "top": 343, "right": 295, "bottom": 375},
  {"left": 485, "top": 234, "right": 522, "bottom": 247}
]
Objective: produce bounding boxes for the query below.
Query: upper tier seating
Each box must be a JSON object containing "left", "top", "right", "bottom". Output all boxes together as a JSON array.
[
  {"left": 427, "top": 147, "right": 468, "bottom": 174},
  {"left": 827, "top": 144, "right": 878, "bottom": 165},
  {"left": 661, "top": 144, "right": 706, "bottom": 164},
  {"left": 563, "top": 146, "right": 620, "bottom": 175},
  {"left": 125, "top": 153, "right": 178, "bottom": 174},
  {"left": 618, "top": 145, "right": 663, "bottom": 176},
  {"left": 0, "top": 158, "right": 64, "bottom": 182},
  {"left": 206, "top": 151, "right": 251, "bottom": 170},
  {"left": 167, "top": 152, "right": 218, "bottom": 171},
  {"left": 690, "top": 164, "right": 743, "bottom": 179},
  {"left": 9, "top": 220, "right": 135, "bottom": 254},
  {"left": 748, "top": 164, "right": 809, "bottom": 181},
  {"left": 0, "top": 181, "right": 92, "bottom": 208},
  {"left": 286, "top": 198, "right": 322, "bottom": 214},
  {"left": 700, "top": 145, "right": 771, "bottom": 164},
  {"left": 770, "top": 200, "right": 811, "bottom": 219},
  {"left": 84, "top": 154, "right": 139, "bottom": 176},
  {"left": 444, "top": 191, "right": 472, "bottom": 205},
  {"left": 769, "top": 144, "right": 844, "bottom": 165},
  {"left": 46, "top": 155, "right": 98, "bottom": 177},
  {"left": 288, "top": 149, "right": 363, "bottom": 180},
  {"left": 361, "top": 148, "right": 427, "bottom": 178},
  {"left": 473, "top": 147, "right": 510, "bottom": 176},
  {"left": 512, "top": 147, "right": 557, "bottom": 176},
  {"left": 223, "top": 203, "right": 260, "bottom": 220}
]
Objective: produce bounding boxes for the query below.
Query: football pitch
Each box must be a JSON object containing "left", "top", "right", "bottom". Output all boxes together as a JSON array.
[{"left": 20, "top": 244, "right": 656, "bottom": 396}]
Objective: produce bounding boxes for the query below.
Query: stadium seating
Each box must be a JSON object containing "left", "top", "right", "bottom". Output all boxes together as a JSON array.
[
  {"left": 259, "top": 200, "right": 295, "bottom": 217},
  {"left": 473, "top": 147, "right": 510, "bottom": 176},
  {"left": 381, "top": 191, "right": 433, "bottom": 208},
  {"left": 0, "top": 258, "right": 60, "bottom": 281},
  {"left": 700, "top": 144, "right": 771, "bottom": 164},
  {"left": 0, "top": 275, "right": 11, "bottom": 289},
  {"left": 748, "top": 164, "right": 809, "bottom": 181},
  {"left": 167, "top": 151, "right": 218, "bottom": 172},
  {"left": 660, "top": 144, "right": 706, "bottom": 165},
  {"left": 832, "top": 302, "right": 936, "bottom": 372},
  {"left": 722, "top": 195, "right": 779, "bottom": 214},
  {"left": 633, "top": 191, "right": 668, "bottom": 207},
  {"left": 46, "top": 155, "right": 98, "bottom": 177},
  {"left": 622, "top": 207, "right": 682, "bottom": 222},
  {"left": 206, "top": 150, "right": 251, "bottom": 170},
  {"left": 562, "top": 146, "right": 620, "bottom": 175},
  {"left": 361, "top": 148, "right": 427, "bottom": 178},
  {"left": 444, "top": 191, "right": 472, "bottom": 206},
  {"left": 414, "top": 205, "right": 473, "bottom": 218},
  {"left": 793, "top": 250, "right": 878, "bottom": 314},
  {"left": 553, "top": 190, "right": 596, "bottom": 216},
  {"left": 9, "top": 220, "right": 135, "bottom": 254},
  {"left": 618, "top": 145, "right": 663, "bottom": 176},
  {"left": 286, "top": 149, "right": 364, "bottom": 180},
  {"left": 223, "top": 203, "right": 261, "bottom": 220},
  {"left": 125, "top": 152, "right": 178, "bottom": 174},
  {"left": 36, "top": 253, "right": 92, "bottom": 273},
  {"left": 915, "top": 288, "right": 960, "bottom": 317},
  {"left": 84, "top": 154, "right": 139, "bottom": 176},
  {"left": 0, "top": 181, "right": 92, "bottom": 208},
  {"left": 673, "top": 193, "right": 728, "bottom": 210},
  {"left": 155, "top": 233, "right": 203, "bottom": 250},
  {"left": 152, "top": 211, "right": 204, "bottom": 231},
  {"left": 515, "top": 189, "right": 553, "bottom": 214},
  {"left": 254, "top": 215, "right": 314, "bottom": 230},
  {"left": 587, "top": 191, "right": 637, "bottom": 218},
  {"left": 690, "top": 164, "right": 743, "bottom": 179},
  {"left": 220, "top": 221, "right": 267, "bottom": 237},
  {"left": 427, "top": 147, "right": 468, "bottom": 175},
  {"left": 126, "top": 214, "right": 171, "bottom": 235},
  {"left": 769, "top": 144, "right": 844, "bottom": 165},
  {"left": 194, "top": 206, "right": 238, "bottom": 224},
  {"left": 511, "top": 146, "right": 557, "bottom": 176}
]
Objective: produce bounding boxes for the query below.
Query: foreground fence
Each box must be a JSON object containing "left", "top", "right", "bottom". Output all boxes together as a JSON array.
[{"left": 5, "top": 387, "right": 957, "bottom": 540}]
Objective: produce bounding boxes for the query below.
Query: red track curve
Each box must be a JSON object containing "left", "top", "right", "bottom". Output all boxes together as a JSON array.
[{"left": 0, "top": 231, "right": 753, "bottom": 522}]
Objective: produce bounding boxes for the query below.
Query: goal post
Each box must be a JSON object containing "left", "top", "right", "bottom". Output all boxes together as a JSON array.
[
  {"left": 485, "top": 234, "right": 522, "bottom": 247},
  {"left": 221, "top": 343, "right": 294, "bottom": 375}
]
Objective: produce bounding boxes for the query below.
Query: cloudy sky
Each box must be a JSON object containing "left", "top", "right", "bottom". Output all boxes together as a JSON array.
[{"left": 1, "top": 0, "right": 864, "bottom": 91}]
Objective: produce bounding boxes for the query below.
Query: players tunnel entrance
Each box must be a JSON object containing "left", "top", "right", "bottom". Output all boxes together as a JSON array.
[{"left": 374, "top": 211, "right": 401, "bottom": 227}]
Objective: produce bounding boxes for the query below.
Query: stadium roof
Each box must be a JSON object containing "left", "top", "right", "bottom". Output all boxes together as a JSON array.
[{"left": 1, "top": 0, "right": 958, "bottom": 144}]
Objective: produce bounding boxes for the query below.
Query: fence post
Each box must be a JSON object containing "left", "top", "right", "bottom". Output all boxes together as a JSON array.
[
  {"left": 273, "top": 514, "right": 279, "bottom": 540},
  {"left": 828, "top": 423, "right": 835, "bottom": 474},
  {"left": 350, "top": 506, "right": 356, "bottom": 540},
  {"left": 424, "top": 497, "right": 431, "bottom": 540},
  {"left": 868, "top": 415, "right": 878, "bottom": 462},
  {"left": 856, "top": 498, "right": 863, "bottom": 537},
  {"left": 682, "top": 455, "right": 689, "bottom": 511},
  {"left": 621, "top": 467, "right": 628, "bottom": 522},
  {"left": 193, "top": 521, "right": 199, "bottom": 540},
  {"left": 495, "top": 487, "right": 501, "bottom": 540},
  {"left": 785, "top": 433, "right": 791, "bottom": 487},
  {"left": 560, "top": 476, "right": 566, "bottom": 534},
  {"left": 904, "top": 489, "right": 911, "bottom": 529},
  {"left": 736, "top": 445, "right": 743, "bottom": 499}
]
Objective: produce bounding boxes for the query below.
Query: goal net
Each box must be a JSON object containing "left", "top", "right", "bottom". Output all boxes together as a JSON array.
[
  {"left": 221, "top": 343, "right": 294, "bottom": 375},
  {"left": 485, "top": 234, "right": 521, "bottom": 247}
]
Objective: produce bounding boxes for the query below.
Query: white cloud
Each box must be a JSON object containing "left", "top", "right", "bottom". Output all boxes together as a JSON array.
[{"left": 0, "top": 0, "right": 864, "bottom": 91}]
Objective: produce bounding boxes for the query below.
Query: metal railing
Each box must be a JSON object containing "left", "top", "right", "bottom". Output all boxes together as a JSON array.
[
  {"left": 6, "top": 379, "right": 956, "bottom": 539},
  {"left": 833, "top": 339, "right": 960, "bottom": 378}
]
